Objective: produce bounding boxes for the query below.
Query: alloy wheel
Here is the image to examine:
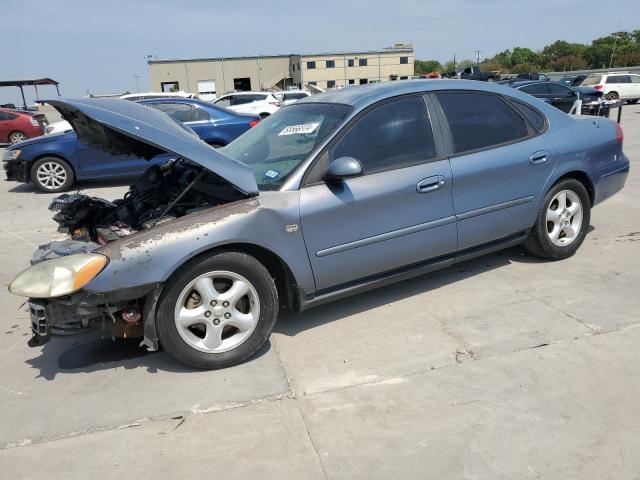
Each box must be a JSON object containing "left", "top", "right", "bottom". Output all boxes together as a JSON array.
[
  {"left": 9, "top": 132, "right": 26, "bottom": 144},
  {"left": 174, "top": 270, "right": 260, "bottom": 353},
  {"left": 36, "top": 162, "right": 68, "bottom": 190},
  {"left": 546, "top": 190, "right": 583, "bottom": 247}
]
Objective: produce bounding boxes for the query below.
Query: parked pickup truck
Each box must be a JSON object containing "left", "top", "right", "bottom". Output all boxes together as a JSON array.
[{"left": 459, "top": 66, "right": 501, "bottom": 82}]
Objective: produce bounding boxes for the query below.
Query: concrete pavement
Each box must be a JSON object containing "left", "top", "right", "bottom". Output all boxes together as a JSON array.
[{"left": 0, "top": 105, "right": 638, "bottom": 479}]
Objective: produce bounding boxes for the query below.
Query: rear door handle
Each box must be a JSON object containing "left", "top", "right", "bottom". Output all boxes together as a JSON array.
[
  {"left": 529, "top": 151, "right": 549, "bottom": 165},
  {"left": 417, "top": 175, "right": 445, "bottom": 193}
]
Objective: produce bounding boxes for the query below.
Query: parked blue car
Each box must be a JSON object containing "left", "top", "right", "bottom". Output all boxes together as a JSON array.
[
  {"left": 7, "top": 81, "right": 629, "bottom": 369},
  {"left": 2, "top": 98, "right": 260, "bottom": 192}
]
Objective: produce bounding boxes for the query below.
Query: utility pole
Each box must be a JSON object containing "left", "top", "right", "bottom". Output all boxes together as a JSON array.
[
  {"left": 134, "top": 75, "right": 140, "bottom": 93},
  {"left": 453, "top": 53, "right": 457, "bottom": 72},
  {"left": 475, "top": 50, "right": 481, "bottom": 66},
  {"left": 609, "top": 30, "right": 620, "bottom": 69}
]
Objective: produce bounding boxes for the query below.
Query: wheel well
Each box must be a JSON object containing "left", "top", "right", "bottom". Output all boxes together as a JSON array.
[
  {"left": 554, "top": 171, "right": 595, "bottom": 206},
  {"left": 189, "top": 243, "right": 299, "bottom": 310},
  {"left": 30, "top": 154, "right": 75, "bottom": 178}
]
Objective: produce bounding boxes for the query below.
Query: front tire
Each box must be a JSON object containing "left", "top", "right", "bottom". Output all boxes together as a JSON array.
[
  {"left": 156, "top": 251, "right": 279, "bottom": 369},
  {"left": 30, "top": 157, "right": 75, "bottom": 192},
  {"left": 524, "top": 179, "right": 591, "bottom": 260}
]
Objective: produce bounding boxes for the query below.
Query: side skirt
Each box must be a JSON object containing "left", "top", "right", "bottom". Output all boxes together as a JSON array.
[{"left": 297, "top": 230, "right": 529, "bottom": 312}]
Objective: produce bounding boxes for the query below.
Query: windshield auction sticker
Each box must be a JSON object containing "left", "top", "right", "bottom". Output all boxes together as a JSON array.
[{"left": 278, "top": 122, "right": 320, "bottom": 136}]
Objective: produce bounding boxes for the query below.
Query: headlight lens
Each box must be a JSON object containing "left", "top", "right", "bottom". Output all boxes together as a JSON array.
[
  {"left": 9, "top": 254, "right": 108, "bottom": 298},
  {"left": 2, "top": 149, "right": 21, "bottom": 161}
]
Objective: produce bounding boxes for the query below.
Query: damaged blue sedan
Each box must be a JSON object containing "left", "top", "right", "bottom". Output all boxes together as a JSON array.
[{"left": 8, "top": 80, "right": 629, "bottom": 369}]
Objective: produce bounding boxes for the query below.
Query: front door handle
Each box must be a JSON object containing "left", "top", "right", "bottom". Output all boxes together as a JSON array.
[
  {"left": 417, "top": 175, "right": 445, "bottom": 193},
  {"left": 529, "top": 152, "right": 549, "bottom": 165}
]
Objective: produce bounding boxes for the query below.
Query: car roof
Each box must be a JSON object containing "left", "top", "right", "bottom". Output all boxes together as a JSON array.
[
  {"left": 220, "top": 91, "right": 272, "bottom": 96},
  {"left": 0, "top": 107, "right": 33, "bottom": 116},
  {"left": 296, "top": 79, "right": 535, "bottom": 110},
  {"left": 138, "top": 96, "right": 250, "bottom": 117}
]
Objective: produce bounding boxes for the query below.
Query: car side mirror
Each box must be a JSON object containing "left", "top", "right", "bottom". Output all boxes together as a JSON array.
[{"left": 325, "top": 157, "right": 363, "bottom": 181}]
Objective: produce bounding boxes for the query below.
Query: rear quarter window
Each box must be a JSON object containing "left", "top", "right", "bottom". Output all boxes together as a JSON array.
[
  {"left": 582, "top": 76, "right": 602, "bottom": 86},
  {"left": 436, "top": 92, "right": 529, "bottom": 153},
  {"left": 512, "top": 101, "right": 546, "bottom": 132}
]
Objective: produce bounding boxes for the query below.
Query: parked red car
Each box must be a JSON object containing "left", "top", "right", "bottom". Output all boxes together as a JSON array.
[{"left": 0, "top": 108, "right": 48, "bottom": 144}]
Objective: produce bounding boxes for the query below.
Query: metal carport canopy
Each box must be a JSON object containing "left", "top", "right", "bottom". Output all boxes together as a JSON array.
[{"left": 0, "top": 78, "right": 61, "bottom": 109}]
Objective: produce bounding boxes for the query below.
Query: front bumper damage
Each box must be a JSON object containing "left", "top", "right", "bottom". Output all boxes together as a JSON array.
[
  {"left": 26, "top": 282, "right": 163, "bottom": 352},
  {"left": 3, "top": 160, "right": 30, "bottom": 183}
]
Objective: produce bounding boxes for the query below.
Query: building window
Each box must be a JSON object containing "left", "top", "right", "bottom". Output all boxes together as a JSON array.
[
  {"left": 400, "top": 56, "right": 409, "bottom": 64},
  {"left": 308, "top": 81, "right": 317, "bottom": 86},
  {"left": 348, "top": 59, "right": 355, "bottom": 67},
  {"left": 326, "top": 60, "right": 335, "bottom": 68},
  {"left": 348, "top": 79, "right": 355, "bottom": 85},
  {"left": 327, "top": 80, "right": 336, "bottom": 88},
  {"left": 292, "top": 64, "right": 296, "bottom": 71},
  {"left": 400, "top": 76, "right": 409, "bottom": 80},
  {"left": 359, "top": 79, "right": 368, "bottom": 85},
  {"left": 359, "top": 58, "right": 368, "bottom": 67},
  {"left": 307, "top": 61, "right": 316, "bottom": 69},
  {"left": 161, "top": 81, "right": 180, "bottom": 92}
]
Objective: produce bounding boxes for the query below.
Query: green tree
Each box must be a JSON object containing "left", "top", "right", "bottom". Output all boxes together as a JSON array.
[
  {"left": 541, "top": 41, "right": 587, "bottom": 68},
  {"left": 509, "top": 47, "right": 541, "bottom": 68},
  {"left": 414, "top": 60, "right": 443, "bottom": 75},
  {"left": 584, "top": 31, "right": 640, "bottom": 68}
]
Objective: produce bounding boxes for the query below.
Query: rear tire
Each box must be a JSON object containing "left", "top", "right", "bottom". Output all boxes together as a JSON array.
[
  {"left": 30, "top": 157, "right": 75, "bottom": 192},
  {"left": 156, "top": 251, "right": 279, "bottom": 369},
  {"left": 524, "top": 179, "right": 591, "bottom": 260},
  {"left": 605, "top": 92, "right": 619, "bottom": 101},
  {"left": 627, "top": 99, "right": 638, "bottom": 104}
]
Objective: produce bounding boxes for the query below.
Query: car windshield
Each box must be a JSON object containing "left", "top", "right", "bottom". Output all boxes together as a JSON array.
[{"left": 222, "top": 102, "right": 351, "bottom": 190}]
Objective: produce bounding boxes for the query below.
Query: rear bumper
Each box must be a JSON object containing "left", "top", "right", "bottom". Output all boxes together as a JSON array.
[
  {"left": 593, "top": 154, "right": 630, "bottom": 205},
  {"left": 3, "top": 160, "right": 30, "bottom": 182}
]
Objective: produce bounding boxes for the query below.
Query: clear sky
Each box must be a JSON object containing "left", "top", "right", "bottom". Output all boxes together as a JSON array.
[{"left": 2, "top": 0, "right": 636, "bottom": 104}]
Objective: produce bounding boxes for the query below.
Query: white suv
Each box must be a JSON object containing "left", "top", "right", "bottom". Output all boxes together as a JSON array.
[
  {"left": 276, "top": 90, "right": 311, "bottom": 106},
  {"left": 582, "top": 73, "right": 640, "bottom": 103},
  {"left": 213, "top": 92, "right": 282, "bottom": 118}
]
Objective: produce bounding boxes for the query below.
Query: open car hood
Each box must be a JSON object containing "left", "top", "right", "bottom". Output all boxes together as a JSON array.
[{"left": 45, "top": 98, "right": 258, "bottom": 195}]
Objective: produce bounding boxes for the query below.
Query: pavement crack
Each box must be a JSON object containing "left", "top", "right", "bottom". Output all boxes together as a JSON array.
[{"left": 295, "top": 404, "right": 330, "bottom": 480}]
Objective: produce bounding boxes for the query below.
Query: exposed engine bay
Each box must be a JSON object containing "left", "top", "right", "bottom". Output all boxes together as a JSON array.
[{"left": 49, "top": 159, "right": 244, "bottom": 244}]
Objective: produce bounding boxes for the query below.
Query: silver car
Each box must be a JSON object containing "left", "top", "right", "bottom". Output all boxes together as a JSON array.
[{"left": 8, "top": 80, "right": 629, "bottom": 369}]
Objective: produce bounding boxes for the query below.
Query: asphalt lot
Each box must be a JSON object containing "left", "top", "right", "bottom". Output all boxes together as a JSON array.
[{"left": 0, "top": 105, "right": 639, "bottom": 479}]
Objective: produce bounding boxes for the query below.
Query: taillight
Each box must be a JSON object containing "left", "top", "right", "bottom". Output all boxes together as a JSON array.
[
  {"left": 615, "top": 122, "right": 624, "bottom": 144},
  {"left": 249, "top": 120, "right": 260, "bottom": 128},
  {"left": 594, "top": 84, "right": 603, "bottom": 90}
]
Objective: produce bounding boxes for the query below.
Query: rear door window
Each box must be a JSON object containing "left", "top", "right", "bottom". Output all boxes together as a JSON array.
[
  {"left": 519, "top": 83, "right": 550, "bottom": 95},
  {"left": 606, "top": 75, "right": 630, "bottom": 84},
  {"left": 149, "top": 103, "right": 194, "bottom": 122},
  {"left": 191, "top": 106, "right": 210, "bottom": 121},
  {"left": 331, "top": 96, "right": 436, "bottom": 174},
  {"left": 436, "top": 92, "right": 529, "bottom": 153},
  {"left": 547, "top": 83, "right": 572, "bottom": 96},
  {"left": 215, "top": 96, "right": 232, "bottom": 107}
]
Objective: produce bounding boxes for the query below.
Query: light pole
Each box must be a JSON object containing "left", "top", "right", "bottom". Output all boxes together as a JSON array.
[
  {"left": 475, "top": 50, "right": 481, "bottom": 66},
  {"left": 134, "top": 75, "right": 140, "bottom": 93}
]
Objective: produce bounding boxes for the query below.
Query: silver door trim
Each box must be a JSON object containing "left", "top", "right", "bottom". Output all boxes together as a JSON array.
[
  {"left": 316, "top": 216, "right": 457, "bottom": 257},
  {"left": 456, "top": 196, "right": 534, "bottom": 221}
]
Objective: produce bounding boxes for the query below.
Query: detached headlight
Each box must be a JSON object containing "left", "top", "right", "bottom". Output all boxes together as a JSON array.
[
  {"left": 9, "top": 254, "right": 108, "bottom": 298},
  {"left": 2, "top": 149, "right": 21, "bottom": 161}
]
